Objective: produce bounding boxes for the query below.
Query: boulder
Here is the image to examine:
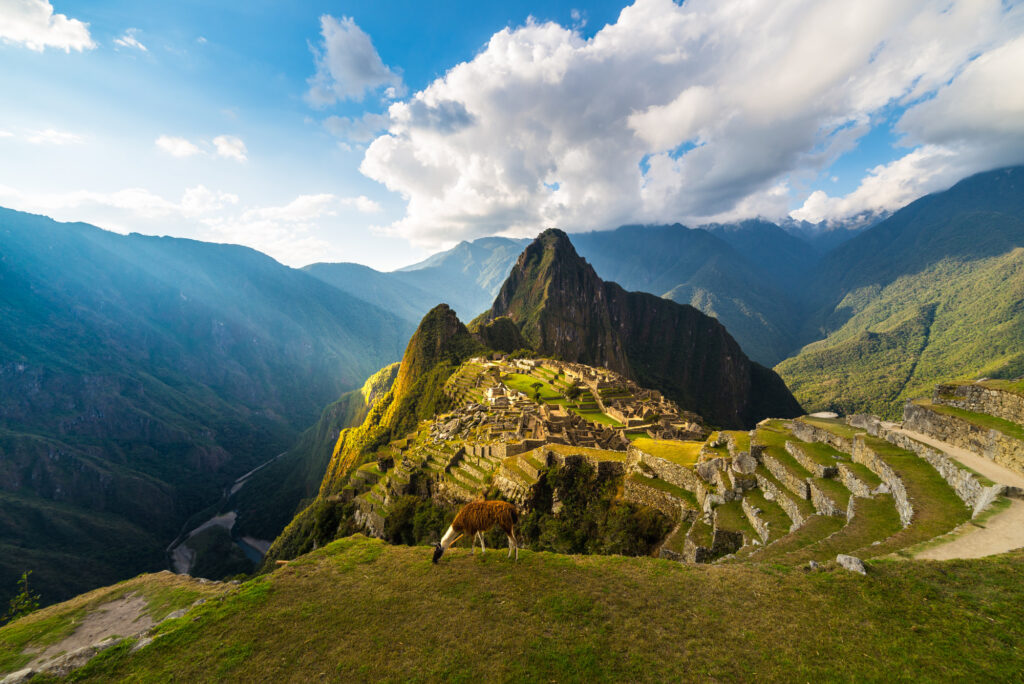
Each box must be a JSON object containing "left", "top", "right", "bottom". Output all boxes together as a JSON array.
[
  {"left": 836, "top": 554, "right": 867, "bottom": 575},
  {"left": 1, "top": 669, "right": 36, "bottom": 684}
]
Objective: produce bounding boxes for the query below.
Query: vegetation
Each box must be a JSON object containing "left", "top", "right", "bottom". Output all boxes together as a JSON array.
[
  {"left": 916, "top": 400, "right": 1024, "bottom": 442},
  {"left": 631, "top": 438, "right": 702, "bottom": 466},
  {"left": 2, "top": 572, "right": 40, "bottom": 627}
]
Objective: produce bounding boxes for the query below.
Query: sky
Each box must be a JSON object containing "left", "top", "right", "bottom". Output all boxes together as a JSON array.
[{"left": 1, "top": 0, "right": 1023, "bottom": 270}]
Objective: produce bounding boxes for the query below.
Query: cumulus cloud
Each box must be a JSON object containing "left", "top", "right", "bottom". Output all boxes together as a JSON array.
[
  {"left": 156, "top": 135, "right": 201, "bottom": 157},
  {"left": 306, "top": 15, "right": 404, "bottom": 106},
  {"left": 212, "top": 134, "right": 247, "bottom": 162},
  {"left": 354, "top": 0, "right": 1024, "bottom": 247},
  {"left": 324, "top": 112, "right": 390, "bottom": 144},
  {"left": 0, "top": 0, "right": 94, "bottom": 52},
  {"left": 113, "top": 28, "right": 146, "bottom": 51}
]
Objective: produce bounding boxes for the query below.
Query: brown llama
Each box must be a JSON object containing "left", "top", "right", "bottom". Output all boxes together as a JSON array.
[{"left": 432, "top": 500, "right": 520, "bottom": 563}]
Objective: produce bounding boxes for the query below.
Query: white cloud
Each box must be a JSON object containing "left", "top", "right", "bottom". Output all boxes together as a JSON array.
[
  {"left": 354, "top": 0, "right": 1023, "bottom": 247},
  {"left": 792, "top": 34, "right": 1024, "bottom": 224},
  {"left": 113, "top": 28, "right": 146, "bottom": 52},
  {"left": 180, "top": 185, "right": 238, "bottom": 217},
  {"left": 155, "top": 134, "right": 248, "bottom": 161},
  {"left": 25, "top": 128, "right": 84, "bottom": 144},
  {"left": 155, "top": 135, "right": 201, "bottom": 157},
  {"left": 306, "top": 15, "right": 404, "bottom": 106},
  {"left": 0, "top": 130, "right": 14, "bottom": 138},
  {"left": 0, "top": 0, "right": 94, "bottom": 52},
  {"left": 212, "top": 134, "right": 247, "bottom": 162}
]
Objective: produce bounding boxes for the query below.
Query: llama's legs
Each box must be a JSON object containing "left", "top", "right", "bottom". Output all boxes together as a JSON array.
[{"left": 479, "top": 531, "right": 486, "bottom": 554}]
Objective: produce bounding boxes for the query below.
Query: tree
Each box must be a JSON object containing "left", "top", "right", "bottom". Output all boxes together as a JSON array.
[
  {"left": 565, "top": 382, "right": 583, "bottom": 401},
  {"left": 3, "top": 571, "right": 41, "bottom": 625}
]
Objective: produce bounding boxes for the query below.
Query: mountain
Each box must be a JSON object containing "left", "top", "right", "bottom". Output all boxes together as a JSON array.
[
  {"left": 777, "top": 165, "right": 1024, "bottom": 418},
  {"left": 0, "top": 208, "right": 412, "bottom": 603},
  {"left": 572, "top": 224, "right": 807, "bottom": 365},
  {"left": 267, "top": 304, "right": 482, "bottom": 561},
  {"left": 301, "top": 263, "right": 441, "bottom": 324},
  {"left": 476, "top": 229, "right": 803, "bottom": 427}
]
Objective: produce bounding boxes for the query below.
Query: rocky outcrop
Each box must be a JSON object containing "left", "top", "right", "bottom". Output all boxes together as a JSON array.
[{"left": 478, "top": 229, "right": 802, "bottom": 428}]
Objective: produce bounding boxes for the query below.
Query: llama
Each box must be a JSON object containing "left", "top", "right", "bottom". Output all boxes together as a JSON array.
[{"left": 432, "top": 499, "right": 520, "bottom": 563}]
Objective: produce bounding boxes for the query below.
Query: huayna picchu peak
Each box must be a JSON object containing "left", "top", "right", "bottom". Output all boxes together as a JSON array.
[{"left": 476, "top": 228, "right": 803, "bottom": 427}]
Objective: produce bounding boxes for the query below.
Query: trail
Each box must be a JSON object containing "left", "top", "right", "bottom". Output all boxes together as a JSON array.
[{"left": 887, "top": 426, "right": 1024, "bottom": 560}]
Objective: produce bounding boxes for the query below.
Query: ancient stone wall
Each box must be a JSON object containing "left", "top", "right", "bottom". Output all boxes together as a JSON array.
[
  {"left": 837, "top": 464, "right": 874, "bottom": 499},
  {"left": 741, "top": 497, "right": 770, "bottom": 542},
  {"left": 626, "top": 444, "right": 702, "bottom": 491},
  {"left": 785, "top": 441, "right": 838, "bottom": 478},
  {"left": 762, "top": 454, "right": 810, "bottom": 500},
  {"left": 790, "top": 420, "right": 855, "bottom": 454},
  {"left": 877, "top": 420, "right": 1003, "bottom": 517},
  {"left": 754, "top": 473, "right": 808, "bottom": 527},
  {"left": 850, "top": 435, "right": 913, "bottom": 527},
  {"left": 903, "top": 401, "right": 1024, "bottom": 477},
  {"left": 807, "top": 479, "right": 846, "bottom": 518},
  {"left": 934, "top": 383, "right": 1024, "bottom": 426},
  {"left": 623, "top": 477, "right": 689, "bottom": 519}
]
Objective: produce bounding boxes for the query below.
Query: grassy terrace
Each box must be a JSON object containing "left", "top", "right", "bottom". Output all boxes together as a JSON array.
[
  {"left": 703, "top": 431, "right": 730, "bottom": 457},
  {"left": 521, "top": 442, "right": 628, "bottom": 463},
  {"left": 856, "top": 436, "right": 971, "bottom": 558},
  {"left": 721, "top": 430, "right": 751, "bottom": 454},
  {"left": 916, "top": 399, "right": 1024, "bottom": 442},
  {"left": 49, "top": 537, "right": 1024, "bottom": 681},
  {"left": 797, "top": 417, "right": 861, "bottom": 440},
  {"left": 660, "top": 520, "right": 692, "bottom": 554},
  {"left": 840, "top": 460, "right": 883, "bottom": 488},
  {"left": 978, "top": 378, "right": 1024, "bottom": 397},
  {"left": 753, "top": 466, "right": 816, "bottom": 518},
  {"left": 742, "top": 489, "right": 792, "bottom": 540},
  {"left": 501, "top": 373, "right": 566, "bottom": 404},
  {"left": 812, "top": 477, "right": 851, "bottom": 511},
  {"left": 687, "top": 518, "right": 714, "bottom": 549},
  {"left": 629, "top": 473, "right": 698, "bottom": 509},
  {"left": 714, "top": 500, "right": 758, "bottom": 541},
  {"left": 752, "top": 515, "right": 846, "bottom": 562},
  {"left": 631, "top": 438, "right": 702, "bottom": 467},
  {"left": 797, "top": 440, "right": 849, "bottom": 464},
  {"left": 569, "top": 407, "right": 624, "bottom": 427},
  {"left": 780, "top": 495, "right": 903, "bottom": 564}
]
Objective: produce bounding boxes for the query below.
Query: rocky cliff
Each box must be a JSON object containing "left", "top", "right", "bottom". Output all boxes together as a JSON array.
[{"left": 478, "top": 229, "right": 802, "bottom": 427}]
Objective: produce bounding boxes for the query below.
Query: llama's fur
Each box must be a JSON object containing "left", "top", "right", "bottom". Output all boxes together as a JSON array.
[{"left": 433, "top": 500, "right": 520, "bottom": 562}]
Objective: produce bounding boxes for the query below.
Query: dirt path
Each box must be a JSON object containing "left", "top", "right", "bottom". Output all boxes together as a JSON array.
[
  {"left": 26, "top": 594, "right": 153, "bottom": 670},
  {"left": 916, "top": 498, "right": 1024, "bottom": 560},
  {"left": 886, "top": 426, "right": 1024, "bottom": 560},
  {"left": 890, "top": 427, "right": 1024, "bottom": 488}
]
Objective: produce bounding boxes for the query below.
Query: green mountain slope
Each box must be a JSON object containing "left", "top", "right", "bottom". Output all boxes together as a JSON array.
[
  {"left": 779, "top": 166, "right": 1024, "bottom": 417},
  {"left": 0, "top": 208, "right": 412, "bottom": 603},
  {"left": 14, "top": 537, "right": 1024, "bottom": 681},
  {"left": 477, "top": 229, "right": 802, "bottom": 427}
]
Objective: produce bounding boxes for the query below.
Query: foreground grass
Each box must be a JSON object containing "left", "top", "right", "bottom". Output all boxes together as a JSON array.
[
  {"left": 52, "top": 536, "right": 1024, "bottom": 682},
  {"left": 0, "top": 572, "right": 227, "bottom": 674}
]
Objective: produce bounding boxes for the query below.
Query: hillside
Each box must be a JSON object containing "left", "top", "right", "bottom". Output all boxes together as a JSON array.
[
  {"left": 779, "top": 166, "right": 1024, "bottom": 417},
  {"left": 477, "top": 229, "right": 803, "bottom": 427},
  {"left": 4, "top": 537, "right": 1023, "bottom": 681},
  {"left": 0, "top": 208, "right": 412, "bottom": 603}
]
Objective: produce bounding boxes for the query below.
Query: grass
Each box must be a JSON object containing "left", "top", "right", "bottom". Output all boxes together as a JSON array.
[
  {"left": 542, "top": 443, "right": 628, "bottom": 463},
  {"left": 855, "top": 437, "right": 972, "bottom": 558},
  {"left": 631, "top": 438, "right": 702, "bottom": 467},
  {"left": 979, "top": 378, "right": 1024, "bottom": 397},
  {"left": 628, "top": 474, "right": 698, "bottom": 509},
  {"left": 721, "top": 430, "right": 751, "bottom": 454},
  {"left": 501, "top": 373, "right": 566, "bottom": 405},
  {"left": 753, "top": 466, "right": 816, "bottom": 518},
  {"left": 51, "top": 535, "right": 1024, "bottom": 681},
  {"left": 797, "top": 417, "right": 860, "bottom": 440},
  {"left": 839, "top": 460, "right": 884, "bottom": 488},
  {"left": 742, "top": 490, "right": 793, "bottom": 541},
  {"left": 569, "top": 407, "right": 624, "bottom": 427},
  {"left": 752, "top": 515, "right": 846, "bottom": 562},
  {"left": 0, "top": 572, "right": 227, "bottom": 674},
  {"left": 797, "top": 440, "right": 849, "bottom": 464},
  {"left": 779, "top": 495, "right": 903, "bottom": 564},
  {"left": 714, "top": 501, "right": 758, "bottom": 541},
  {"left": 702, "top": 432, "right": 730, "bottom": 457},
  {"left": 687, "top": 518, "right": 714, "bottom": 549},
  {"left": 811, "top": 477, "right": 852, "bottom": 512},
  {"left": 916, "top": 400, "right": 1024, "bottom": 442}
]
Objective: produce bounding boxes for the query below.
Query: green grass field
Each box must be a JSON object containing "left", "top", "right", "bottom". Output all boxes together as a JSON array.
[
  {"left": 26, "top": 536, "right": 1024, "bottom": 682},
  {"left": 631, "top": 438, "right": 702, "bottom": 466}
]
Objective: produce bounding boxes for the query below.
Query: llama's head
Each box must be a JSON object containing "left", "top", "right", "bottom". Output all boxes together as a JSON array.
[{"left": 432, "top": 543, "right": 444, "bottom": 563}]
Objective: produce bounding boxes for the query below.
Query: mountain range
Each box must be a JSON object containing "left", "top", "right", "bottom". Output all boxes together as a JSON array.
[{"left": 4, "top": 163, "right": 1024, "bottom": 602}]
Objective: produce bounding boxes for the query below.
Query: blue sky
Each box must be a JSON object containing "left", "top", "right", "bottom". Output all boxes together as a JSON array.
[{"left": 1, "top": 0, "right": 1022, "bottom": 269}]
